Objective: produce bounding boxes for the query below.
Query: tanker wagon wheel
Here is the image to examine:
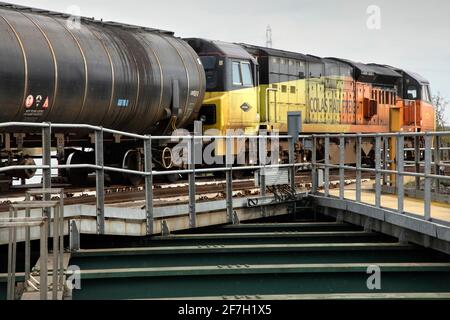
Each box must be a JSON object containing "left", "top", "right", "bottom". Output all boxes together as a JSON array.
[
  {"left": 20, "top": 157, "right": 37, "bottom": 180},
  {"left": 161, "top": 147, "right": 180, "bottom": 183},
  {"left": 122, "top": 150, "right": 145, "bottom": 187},
  {"left": 66, "top": 151, "right": 90, "bottom": 186}
]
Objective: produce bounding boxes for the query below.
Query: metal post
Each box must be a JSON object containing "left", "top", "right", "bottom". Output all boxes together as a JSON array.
[
  {"left": 324, "top": 135, "right": 330, "bottom": 197},
  {"left": 7, "top": 207, "right": 16, "bottom": 300},
  {"left": 288, "top": 135, "right": 296, "bottom": 192},
  {"left": 69, "top": 220, "right": 80, "bottom": 251},
  {"left": 25, "top": 193, "right": 31, "bottom": 285},
  {"left": 383, "top": 137, "right": 389, "bottom": 185},
  {"left": 339, "top": 136, "right": 345, "bottom": 200},
  {"left": 58, "top": 190, "right": 64, "bottom": 289},
  {"left": 287, "top": 112, "right": 301, "bottom": 192},
  {"left": 356, "top": 136, "right": 362, "bottom": 203},
  {"left": 40, "top": 218, "right": 48, "bottom": 300},
  {"left": 397, "top": 134, "right": 404, "bottom": 214},
  {"left": 259, "top": 131, "right": 267, "bottom": 216},
  {"left": 188, "top": 136, "right": 196, "bottom": 228},
  {"left": 95, "top": 129, "right": 105, "bottom": 234},
  {"left": 42, "top": 125, "right": 52, "bottom": 224},
  {"left": 375, "top": 135, "right": 382, "bottom": 208},
  {"left": 414, "top": 135, "right": 420, "bottom": 190},
  {"left": 52, "top": 206, "right": 59, "bottom": 300},
  {"left": 311, "top": 136, "right": 317, "bottom": 194},
  {"left": 434, "top": 135, "right": 441, "bottom": 193},
  {"left": 424, "top": 135, "right": 432, "bottom": 221},
  {"left": 226, "top": 136, "right": 233, "bottom": 223},
  {"left": 144, "top": 138, "right": 154, "bottom": 235}
]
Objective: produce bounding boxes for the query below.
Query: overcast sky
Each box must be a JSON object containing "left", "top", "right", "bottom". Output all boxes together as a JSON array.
[{"left": 6, "top": 0, "right": 450, "bottom": 121}]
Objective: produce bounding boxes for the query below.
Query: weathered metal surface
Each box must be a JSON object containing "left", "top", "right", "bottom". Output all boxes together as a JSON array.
[
  {"left": 65, "top": 222, "right": 450, "bottom": 300},
  {"left": 0, "top": 5, "right": 205, "bottom": 133}
]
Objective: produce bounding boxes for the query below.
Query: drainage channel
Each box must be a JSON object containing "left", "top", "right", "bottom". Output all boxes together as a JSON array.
[{"left": 67, "top": 216, "right": 450, "bottom": 300}]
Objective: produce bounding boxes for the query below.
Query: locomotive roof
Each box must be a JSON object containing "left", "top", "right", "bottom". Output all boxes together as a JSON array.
[
  {"left": 0, "top": 1, "right": 174, "bottom": 35},
  {"left": 238, "top": 43, "right": 318, "bottom": 62},
  {"left": 185, "top": 39, "right": 257, "bottom": 63},
  {"left": 372, "top": 64, "right": 430, "bottom": 85},
  {"left": 328, "top": 58, "right": 402, "bottom": 79},
  {"left": 406, "top": 71, "right": 430, "bottom": 85}
]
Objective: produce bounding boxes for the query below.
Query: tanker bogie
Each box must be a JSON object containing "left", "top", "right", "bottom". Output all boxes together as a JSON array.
[{"left": 65, "top": 150, "right": 94, "bottom": 186}]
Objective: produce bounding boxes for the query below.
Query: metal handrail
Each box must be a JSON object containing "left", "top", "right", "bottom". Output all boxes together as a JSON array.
[
  {"left": 0, "top": 121, "right": 308, "bottom": 235},
  {"left": 2, "top": 121, "right": 449, "bottom": 234},
  {"left": 310, "top": 131, "right": 450, "bottom": 222}
]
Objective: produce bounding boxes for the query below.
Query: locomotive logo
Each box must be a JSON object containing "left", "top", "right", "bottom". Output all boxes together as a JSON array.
[
  {"left": 25, "top": 95, "right": 34, "bottom": 108},
  {"left": 240, "top": 103, "right": 252, "bottom": 112}
]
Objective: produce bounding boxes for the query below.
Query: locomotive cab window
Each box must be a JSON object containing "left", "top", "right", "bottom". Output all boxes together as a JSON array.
[
  {"left": 200, "top": 56, "right": 219, "bottom": 91},
  {"left": 232, "top": 62, "right": 242, "bottom": 85},
  {"left": 232, "top": 61, "right": 253, "bottom": 87},
  {"left": 422, "top": 85, "right": 432, "bottom": 102},
  {"left": 241, "top": 62, "right": 253, "bottom": 86},
  {"left": 407, "top": 86, "right": 418, "bottom": 100}
]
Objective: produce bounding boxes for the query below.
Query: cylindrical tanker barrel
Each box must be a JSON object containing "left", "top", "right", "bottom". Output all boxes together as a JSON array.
[{"left": 0, "top": 5, "right": 205, "bottom": 134}]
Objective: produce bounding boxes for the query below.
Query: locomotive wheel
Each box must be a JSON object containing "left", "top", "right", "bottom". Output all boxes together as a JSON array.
[{"left": 66, "top": 151, "right": 90, "bottom": 186}]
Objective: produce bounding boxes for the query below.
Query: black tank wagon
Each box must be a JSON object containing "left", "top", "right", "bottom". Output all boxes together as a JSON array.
[{"left": 0, "top": 2, "right": 206, "bottom": 185}]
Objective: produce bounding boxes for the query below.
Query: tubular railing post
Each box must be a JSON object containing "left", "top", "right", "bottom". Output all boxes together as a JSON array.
[
  {"left": 95, "top": 129, "right": 105, "bottom": 235},
  {"left": 311, "top": 135, "right": 317, "bottom": 194},
  {"left": 414, "top": 135, "right": 420, "bottom": 190},
  {"left": 7, "top": 207, "right": 16, "bottom": 300},
  {"left": 188, "top": 136, "right": 196, "bottom": 228},
  {"left": 375, "top": 135, "right": 382, "bottom": 208},
  {"left": 40, "top": 218, "right": 48, "bottom": 300},
  {"left": 287, "top": 112, "right": 301, "bottom": 192},
  {"left": 424, "top": 135, "right": 432, "bottom": 221},
  {"left": 356, "top": 135, "right": 362, "bottom": 203},
  {"left": 324, "top": 135, "right": 330, "bottom": 197},
  {"left": 397, "top": 134, "right": 404, "bottom": 214},
  {"left": 144, "top": 137, "right": 154, "bottom": 235},
  {"left": 226, "top": 136, "right": 233, "bottom": 223},
  {"left": 25, "top": 193, "right": 31, "bottom": 285},
  {"left": 434, "top": 135, "right": 441, "bottom": 193},
  {"left": 288, "top": 135, "right": 296, "bottom": 192},
  {"left": 339, "top": 135, "right": 345, "bottom": 200},
  {"left": 383, "top": 137, "right": 389, "bottom": 185},
  {"left": 259, "top": 131, "right": 267, "bottom": 217},
  {"left": 52, "top": 206, "right": 59, "bottom": 300},
  {"left": 42, "top": 125, "right": 52, "bottom": 225},
  {"left": 58, "top": 190, "right": 64, "bottom": 289}
]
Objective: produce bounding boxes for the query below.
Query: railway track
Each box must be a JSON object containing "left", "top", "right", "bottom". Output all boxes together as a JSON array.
[{"left": 0, "top": 171, "right": 375, "bottom": 212}]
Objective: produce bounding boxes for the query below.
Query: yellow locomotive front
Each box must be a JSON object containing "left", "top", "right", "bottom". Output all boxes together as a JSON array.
[{"left": 185, "top": 39, "right": 260, "bottom": 156}]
